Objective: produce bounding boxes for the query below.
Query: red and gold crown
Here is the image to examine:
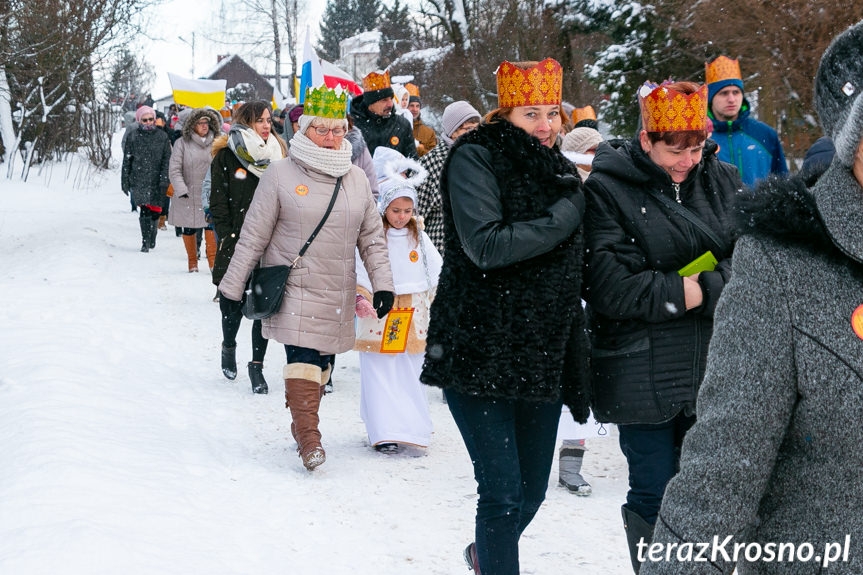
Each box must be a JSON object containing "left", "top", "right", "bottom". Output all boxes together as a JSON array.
[
  {"left": 705, "top": 56, "right": 742, "bottom": 85},
  {"left": 639, "top": 82, "right": 708, "bottom": 132},
  {"left": 573, "top": 105, "right": 596, "bottom": 124},
  {"left": 363, "top": 70, "right": 391, "bottom": 92},
  {"left": 496, "top": 58, "right": 563, "bottom": 108},
  {"left": 405, "top": 83, "right": 420, "bottom": 98}
]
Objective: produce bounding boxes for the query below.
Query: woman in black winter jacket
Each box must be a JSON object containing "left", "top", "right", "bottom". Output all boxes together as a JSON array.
[
  {"left": 582, "top": 81, "right": 741, "bottom": 573},
  {"left": 121, "top": 105, "right": 172, "bottom": 252},
  {"left": 421, "top": 59, "right": 590, "bottom": 575},
  {"left": 209, "top": 101, "right": 287, "bottom": 393}
]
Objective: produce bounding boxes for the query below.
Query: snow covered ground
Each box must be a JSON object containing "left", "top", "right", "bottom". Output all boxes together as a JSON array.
[{"left": 0, "top": 139, "right": 631, "bottom": 574}]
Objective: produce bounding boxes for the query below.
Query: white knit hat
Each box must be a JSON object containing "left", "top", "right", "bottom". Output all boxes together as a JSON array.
[{"left": 562, "top": 127, "right": 603, "bottom": 154}]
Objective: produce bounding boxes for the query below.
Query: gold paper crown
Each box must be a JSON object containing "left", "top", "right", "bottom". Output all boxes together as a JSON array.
[
  {"left": 573, "top": 105, "right": 597, "bottom": 123},
  {"left": 705, "top": 56, "right": 742, "bottom": 85},
  {"left": 304, "top": 86, "right": 348, "bottom": 119},
  {"left": 496, "top": 58, "right": 563, "bottom": 108},
  {"left": 363, "top": 70, "right": 391, "bottom": 92},
  {"left": 639, "top": 82, "right": 708, "bottom": 132},
  {"left": 405, "top": 83, "right": 420, "bottom": 98}
]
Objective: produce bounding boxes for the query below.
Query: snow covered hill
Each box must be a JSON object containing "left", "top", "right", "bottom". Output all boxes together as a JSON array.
[{"left": 0, "top": 142, "right": 630, "bottom": 574}]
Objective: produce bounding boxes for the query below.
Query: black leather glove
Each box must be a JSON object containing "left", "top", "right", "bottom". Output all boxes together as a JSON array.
[
  {"left": 564, "top": 188, "right": 585, "bottom": 220},
  {"left": 373, "top": 290, "right": 395, "bottom": 319}
]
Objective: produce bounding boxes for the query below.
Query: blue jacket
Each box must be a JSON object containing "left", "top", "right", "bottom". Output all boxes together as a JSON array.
[{"left": 710, "top": 99, "right": 788, "bottom": 187}]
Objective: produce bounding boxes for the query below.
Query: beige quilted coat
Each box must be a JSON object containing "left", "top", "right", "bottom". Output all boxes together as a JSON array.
[{"left": 218, "top": 154, "right": 394, "bottom": 354}]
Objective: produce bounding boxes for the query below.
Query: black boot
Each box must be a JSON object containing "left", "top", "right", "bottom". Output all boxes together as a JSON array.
[
  {"left": 248, "top": 362, "right": 269, "bottom": 394},
  {"left": 221, "top": 344, "right": 237, "bottom": 380},
  {"left": 139, "top": 216, "right": 151, "bottom": 252},
  {"left": 622, "top": 505, "right": 654, "bottom": 574},
  {"left": 149, "top": 216, "right": 159, "bottom": 249}
]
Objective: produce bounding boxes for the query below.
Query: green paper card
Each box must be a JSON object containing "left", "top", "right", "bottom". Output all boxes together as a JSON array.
[{"left": 678, "top": 251, "right": 717, "bottom": 276}]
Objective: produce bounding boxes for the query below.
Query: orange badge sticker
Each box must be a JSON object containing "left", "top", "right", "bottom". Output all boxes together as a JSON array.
[
  {"left": 409, "top": 250, "right": 419, "bottom": 262},
  {"left": 852, "top": 305, "right": 863, "bottom": 340},
  {"left": 390, "top": 136, "right": 399, "bottom": 146},
  {"left": 234, "top": 168, "right": 247, "bottom": 180},
  {"left": 295, "top": 184, "right": 309, "bottom": 196}
]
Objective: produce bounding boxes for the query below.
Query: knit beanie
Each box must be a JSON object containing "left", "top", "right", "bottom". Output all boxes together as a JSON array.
[
  {"left": 441, "top": 101, "right": 481, "bottom": 146},
  {"left": 288, "top": 105, "right": 304, "bottom": 123},
  {"left": 135, "top": 106, "right": 155, "bottom": 123},
  {"left": 362, "top": 87, "right": 395, "bottom": 106},
  {"left": 814, "top": 20, "right": 863, "bottom": 167},
  {"left": 706, "top": 56, "right": 745, "bottom": 106},
  {"left": 562, "top": 127, "right": 604, "bottom": 154}
]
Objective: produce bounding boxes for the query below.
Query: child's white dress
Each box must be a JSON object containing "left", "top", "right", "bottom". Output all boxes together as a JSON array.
[{"left": 354, "top": 226, "right": 442, "bottom": 447}]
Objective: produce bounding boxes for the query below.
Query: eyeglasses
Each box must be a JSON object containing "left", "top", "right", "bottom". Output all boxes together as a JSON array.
[
  {"left": 140, "top": 117, "right": 155, "bottom": 123},
  {"left": 312, "top": 126, "right": 346, "bottom": 137},
  {"left": 195, "top": 120, "right": 210, "bottom": 126}
]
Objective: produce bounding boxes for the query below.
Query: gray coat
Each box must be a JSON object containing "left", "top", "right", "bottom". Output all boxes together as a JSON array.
[
  {"left": 641, "top": 164, "right": 863, "bottom": 574},
  {"left": 167, "top": 108, "right": 221, "bottom": 229},
  {"left": 218, "top": 154, "right": 394, "bottom": 355}
]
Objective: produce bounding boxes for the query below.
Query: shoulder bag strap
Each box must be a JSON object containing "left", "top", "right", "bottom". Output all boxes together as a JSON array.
[
  {"left": 292, "top": 176, "right": 343, "bottom": 264},
  {"left": 647, "top": 188, "right": 728, "bottom": 259}
]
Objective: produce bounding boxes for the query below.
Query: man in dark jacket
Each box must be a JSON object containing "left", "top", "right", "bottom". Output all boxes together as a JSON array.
[
  {"left": 351, "top": 70, "right": 418, "bottom": 159},
  {"left": 706, "top": 56, "right": 788, "bottom": 187}
]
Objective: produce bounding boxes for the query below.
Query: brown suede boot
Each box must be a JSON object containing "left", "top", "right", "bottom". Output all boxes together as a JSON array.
[
  {"left": 182, "top": 234, "right": 198, "bottom": 272},
  {"left": 285, "top": 363, "right": 325, "bottom": 470},
  {"left": 158, "top": 215, "right": 167, "bottom": 230},
  {"left": 204, "top": 229, "right": 217, "bottom": 271}
]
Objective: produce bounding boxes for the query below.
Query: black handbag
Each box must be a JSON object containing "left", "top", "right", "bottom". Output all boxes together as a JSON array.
[{"left": 242, "top": 176, "right": 342, "bottom": 320}]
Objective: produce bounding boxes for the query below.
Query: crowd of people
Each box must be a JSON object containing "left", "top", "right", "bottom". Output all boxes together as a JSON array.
[{"left": 118, "top": 19, "right": 863, "bottom": 575}]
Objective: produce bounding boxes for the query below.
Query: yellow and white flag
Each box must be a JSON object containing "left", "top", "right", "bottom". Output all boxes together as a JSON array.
[{"left": 168, "top": 73, "right": 226, "bottom": 109}]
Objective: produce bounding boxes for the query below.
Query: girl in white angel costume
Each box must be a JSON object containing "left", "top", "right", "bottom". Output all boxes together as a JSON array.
[{"left": 354, "top": 151, "right": 442, "bottom": 453}]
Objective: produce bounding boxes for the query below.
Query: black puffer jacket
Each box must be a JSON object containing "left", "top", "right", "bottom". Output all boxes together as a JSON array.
[
  {"left": 583, "top": 136, "right": 741, "bottom": 424},
  {"left": 121, "top": 126, "right": 171, "bottom": 207},
  {"left": 350, "top": 94, "right": 418, "bottom": 159},
  {"left": 209, "top": 140, "right": 261, "bottom": 286},
  {"left": 421, "top": 119, "right": 591, "bottom": 422}
]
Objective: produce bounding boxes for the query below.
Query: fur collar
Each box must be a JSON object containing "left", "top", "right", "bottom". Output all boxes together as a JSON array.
[
  {"left": 735, "top": 164, "right": 863, "bottom": 264},
  {"left": 454, "top": 118, "right": 579, "bottom": 183}
]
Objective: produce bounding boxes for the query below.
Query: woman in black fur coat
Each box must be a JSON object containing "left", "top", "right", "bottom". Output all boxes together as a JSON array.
[{"left": 421, "top": 59, "right": 589, "bottom": 575}]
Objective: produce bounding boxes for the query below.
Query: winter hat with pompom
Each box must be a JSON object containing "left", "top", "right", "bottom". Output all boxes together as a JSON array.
[{"left": 814, "top": 20, "right": 863, "bottom": 167}]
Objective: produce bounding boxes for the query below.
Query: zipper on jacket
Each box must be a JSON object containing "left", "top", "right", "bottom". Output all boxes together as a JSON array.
[{"left": 673, "top": 183, "right": 681, "bottom": 204}]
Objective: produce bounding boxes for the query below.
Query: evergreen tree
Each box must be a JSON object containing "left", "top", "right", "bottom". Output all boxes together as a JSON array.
[
  {"left": 318, "top": 0, "right": 356, "bottom": 62},
  {"left": 379, "top": 0, "right": 413, "bottom": 66},
  {"left": 558, "top": 0, "right": 698, "bottom": 136},
  {"left": 354, "top": 0, "right": 382, "bottom": 33},
  {"left": 105, "top": 48, "right": 153, "bottom": 112}
]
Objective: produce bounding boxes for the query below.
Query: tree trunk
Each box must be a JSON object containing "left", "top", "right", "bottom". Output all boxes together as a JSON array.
[
  {"left": 0, "top": 65, "right": 18, "bottom": 170},
  {"left": 271, "top": 0, "right": 282, "bottom": 94}
]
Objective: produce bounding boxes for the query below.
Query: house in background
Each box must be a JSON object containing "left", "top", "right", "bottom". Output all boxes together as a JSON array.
[
  {"left": 204, "top": 54, "right": 274, "bottom": 103},
  {"left": 338, "top": 31, "right": 381, "bottom": 82}
]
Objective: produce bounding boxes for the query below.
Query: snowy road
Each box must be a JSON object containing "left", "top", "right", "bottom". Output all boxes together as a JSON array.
[{"left": 0, "top": 150, "right": 630, "bottom": 574}]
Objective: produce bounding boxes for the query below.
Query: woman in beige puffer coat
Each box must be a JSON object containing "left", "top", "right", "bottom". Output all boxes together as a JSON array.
[
  {"left": 218, "top": 87, "right": 394, "bottom": 471},
  {"left": 168, "top": 107, "right": 222, "bottom": 272}
]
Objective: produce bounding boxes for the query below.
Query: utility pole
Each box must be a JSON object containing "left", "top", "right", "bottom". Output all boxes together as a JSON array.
[{"left": 178, "top": 33, "right": 196, "bottom": 76}]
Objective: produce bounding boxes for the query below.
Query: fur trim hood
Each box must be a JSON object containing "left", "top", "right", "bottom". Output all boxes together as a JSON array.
[
  {"left": 181, "top": 108, "right": 222, "bottom": 141},
  {"left": 735, "top": 163, "right": 863, "bottom": 264}
]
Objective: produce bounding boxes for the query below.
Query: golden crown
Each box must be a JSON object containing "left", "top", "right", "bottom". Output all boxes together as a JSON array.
[
  {"left": 573, "top": 105, "right": 596, "bottom": 123},
  {"left": 405, "top": 83, "right": 420, "bottom": 98},
  {"left": 496, "top": 58, "right": 563, "bottom": 108},
  {"left": 705, "top": 56, "right": 742, "bottom": 85},
  {"left": 639, "top": 82, "right": 708, "bottom": 132},
  {"left": 363, "top": 70, "right": 391, "bottom": 92},
  {"left": 304, "top": 86, "right": 348, "bottom": 119}
]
